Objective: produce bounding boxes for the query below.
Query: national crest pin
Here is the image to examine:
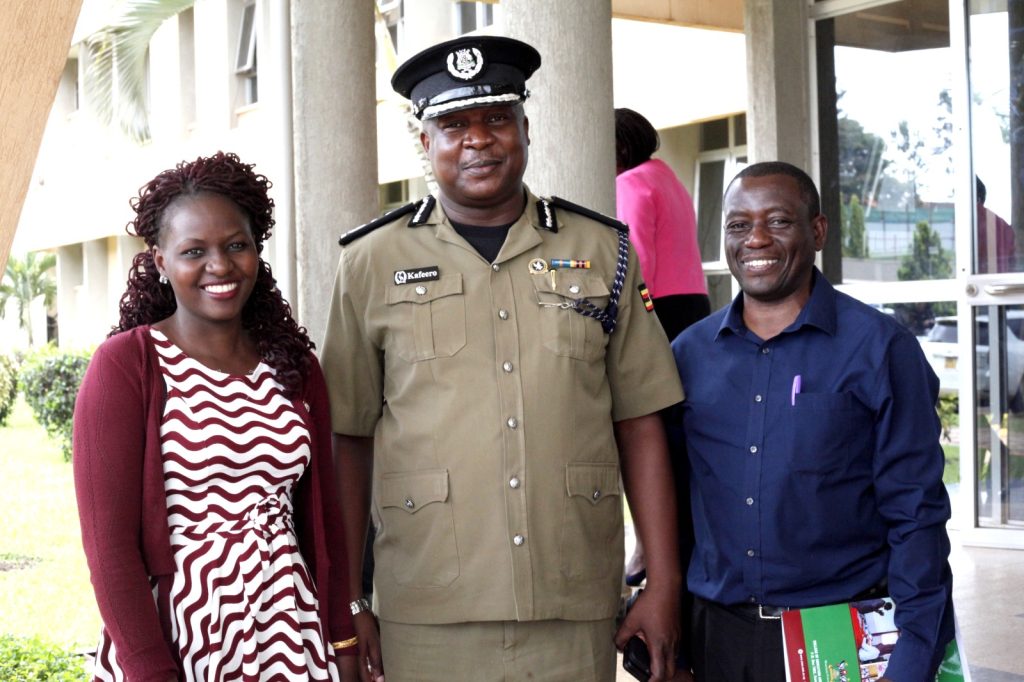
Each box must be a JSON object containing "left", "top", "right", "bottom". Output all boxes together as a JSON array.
[
  {"left": 529, "top": 258, "right": 549, "bottom": 274},
  {"left": 446, "top": 47, "right": 485, "bottom": 81}
]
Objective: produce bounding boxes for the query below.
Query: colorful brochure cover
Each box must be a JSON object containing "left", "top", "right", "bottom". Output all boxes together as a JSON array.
[{"left": 780, "top": 598, "right": 968, "bottom": 682}]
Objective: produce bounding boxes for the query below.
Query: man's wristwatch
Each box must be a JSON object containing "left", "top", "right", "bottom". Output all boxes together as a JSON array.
[{"left": 350, "top": 597, "right": 371, "bottom": 616}]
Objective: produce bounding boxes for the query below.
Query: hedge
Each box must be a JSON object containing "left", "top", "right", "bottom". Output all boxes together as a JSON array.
[
  {"left": 0, "top": 353, "right": 18, "bottom": 426},
  {"left": 19, "top": 347, "right": 92, "bottom": 462},
  {"left": 0, "top": 634, "right": 88, "bottom": 681}
]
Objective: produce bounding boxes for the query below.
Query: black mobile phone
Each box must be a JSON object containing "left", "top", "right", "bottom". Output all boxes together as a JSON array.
[{"left": 622, "top": 635, "right": 652, "bottom": 682}]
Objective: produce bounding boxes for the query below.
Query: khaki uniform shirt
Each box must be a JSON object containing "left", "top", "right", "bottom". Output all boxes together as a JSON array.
[{"left": 321, "top": 189, "right": 683, "bottom": 625}]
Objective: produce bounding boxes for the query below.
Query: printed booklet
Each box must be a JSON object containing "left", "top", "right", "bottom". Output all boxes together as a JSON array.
[{"left": 780, "top": 598, "right": 968, "bottom": 682}]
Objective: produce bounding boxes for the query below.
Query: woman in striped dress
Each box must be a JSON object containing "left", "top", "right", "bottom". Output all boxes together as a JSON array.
[{"left": 73, "top": 153, "right": 364, "bottom": 681}]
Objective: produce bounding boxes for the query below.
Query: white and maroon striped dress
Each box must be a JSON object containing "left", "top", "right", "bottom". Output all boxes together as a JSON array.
[{"left": 92, "top": 330, "right": 339, "bottom": 681}]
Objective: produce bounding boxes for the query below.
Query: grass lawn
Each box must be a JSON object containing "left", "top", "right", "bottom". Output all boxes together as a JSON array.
[{"left": 0, "top": 397, "right": 100, "bottom": 651}]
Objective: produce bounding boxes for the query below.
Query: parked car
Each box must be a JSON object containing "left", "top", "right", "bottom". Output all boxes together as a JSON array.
[{"left": 917, "top": 312, "right": 1024, "bottom": 404}]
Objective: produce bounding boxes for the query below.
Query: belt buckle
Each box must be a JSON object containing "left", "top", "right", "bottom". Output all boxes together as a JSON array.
[{"left": 758, "top": 605, "right": 784, "bottom": 620}]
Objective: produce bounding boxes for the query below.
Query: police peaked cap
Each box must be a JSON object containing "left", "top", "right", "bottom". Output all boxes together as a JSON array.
[{"left": 392, "top": 35, "right": 541, "bottom": 120}]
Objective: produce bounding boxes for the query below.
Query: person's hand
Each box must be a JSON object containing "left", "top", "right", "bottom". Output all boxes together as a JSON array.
[
  {"left": 614, "top": 584, "right": 680, "bottom": 681},
  {"left": 337, "top": 653, "right": 361, "bottom": 682},
  {"left": 666, "top": 668, "right": 695, "bottom": 682},
  {"left": 353, "top": 610, "right": 385, "bottom": 682}
]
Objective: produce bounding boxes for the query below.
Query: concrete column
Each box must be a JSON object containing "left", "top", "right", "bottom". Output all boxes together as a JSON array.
[
  {"left": 291, "top": 0, "right": 378, "bottom": 345},
  {"left": 82, "top": 239, "right": 108, "bottom": 346},
  {"left": 503, "top": 1, "right": 616, "bottom": 215},
  {"left": 267, "top": 0, "right": 296, "bottom": 306},
  {"left": 743, "top": 0, "right": 812, "bottom": 170}
]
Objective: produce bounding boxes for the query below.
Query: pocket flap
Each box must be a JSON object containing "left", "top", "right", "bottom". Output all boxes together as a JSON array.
[
  {"left": 565, "top": 462, "right": 621, "bottom": 505},
  {"left": 532, "top": 272, "right": 610, "bottom": 300},
  {"left": 387, "top": 273, "right": 463, "bottom": 305},
  {"left": 380, "top": 469, "right": 450, "bottom": 514}
]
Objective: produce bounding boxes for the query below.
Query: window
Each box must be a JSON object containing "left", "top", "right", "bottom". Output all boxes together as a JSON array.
[
  {"left": 693, "top": 114, "right": 748, "bottom": 269},
  {"left": 59, "top": 57, "right": 79, "bottom": 114},
  {"left": 693, "top": 114, "right": 748, "bottom": 311},
  {"left": 379, "top": 180, "right": 409, "bottom": 213},
  {"left": 379, "top": 0, "right": 403, "bottom": 53},
  {"left": 235, "top": 2, "right": 258, "bottom": 105},
  {"left": 455, "top": 1, "right": 495, "bottom": 35}
]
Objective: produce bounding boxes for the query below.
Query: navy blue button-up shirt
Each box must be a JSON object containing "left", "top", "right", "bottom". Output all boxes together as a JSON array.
[{"left": 672, "top": 270, "right": 953, "bottom": 682}]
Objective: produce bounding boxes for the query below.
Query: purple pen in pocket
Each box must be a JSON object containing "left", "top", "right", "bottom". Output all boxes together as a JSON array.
[{"left": 791, "top": 374, "right": 802, "bottom": 406}]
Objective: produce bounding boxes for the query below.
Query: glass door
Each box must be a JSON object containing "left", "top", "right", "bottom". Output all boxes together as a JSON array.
[{"left": 965, "top": 0, "right": 1024, "bottom": 537}]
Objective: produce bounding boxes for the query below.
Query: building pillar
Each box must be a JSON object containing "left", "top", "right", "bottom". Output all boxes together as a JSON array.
[
  {"left": 503, "top": 1, "right": 616, "bottom": 215},
  {"left": 82, "top": 239, "right": 108, "bottom": 346},
  {"left": 291, "top": 0, "right": 378, "bottom": 345},
  {"left": 743, "top": 0, "right": 812, "bottom": 170}
]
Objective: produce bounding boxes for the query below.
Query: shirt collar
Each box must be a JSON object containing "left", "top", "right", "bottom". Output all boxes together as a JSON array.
[
  {"left": 716, "top": 267, "right": 838, "bottom": 340},
  {"left": 422, "top": 186, "right": 545, "bottom": 262}
]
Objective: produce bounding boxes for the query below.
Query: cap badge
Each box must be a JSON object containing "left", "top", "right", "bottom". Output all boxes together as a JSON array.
[{"left": 447, "top": 47, "right": 485, "bottom": 81}]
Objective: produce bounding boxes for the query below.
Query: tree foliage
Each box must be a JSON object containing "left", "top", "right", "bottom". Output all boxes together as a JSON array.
[
  {"left": 842, "top": 194, "right": 868, "bottom": 258},
  {"left": 0, "top": 252, "right": 57, "bottom": 347},
  {"left": 898, "top": 220, "right": 952, "bottom": 281},
  {"left": 838, "top": 114, "right": 888, "bottom": 207},
  {"left": 83, "top": 0, "right": 197, "bottom": 143}
]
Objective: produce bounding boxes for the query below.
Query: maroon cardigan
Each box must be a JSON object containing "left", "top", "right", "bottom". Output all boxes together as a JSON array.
[{"left": 73, "top": 326, "right": 355, "bottom": 682}]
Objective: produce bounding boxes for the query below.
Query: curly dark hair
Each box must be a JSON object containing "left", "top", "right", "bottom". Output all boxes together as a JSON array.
[{"left": 113, "top": 151, "right": 314, "bottom": 398}]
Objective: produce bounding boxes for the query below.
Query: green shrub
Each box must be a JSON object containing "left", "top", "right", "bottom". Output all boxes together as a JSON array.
[
  {"left": 0, "top": 353, "right": 18, "bottom": 426},
  {"left": 0, "top": 634, "right": 88, "bottom": 681},
  {"left": 19, "top": 347, "right": 92, "bottom": 462}
]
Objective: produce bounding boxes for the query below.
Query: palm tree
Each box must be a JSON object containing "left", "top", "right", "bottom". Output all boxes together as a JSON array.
[
  {"left": 82, "top": 1, "right": 437, "bottom": 192},
  {"left": 0, "top": 252, "right": 57, "bottom": 347},
  {"left": 83, "top": 0, "right": 196, "bottom": 143}
]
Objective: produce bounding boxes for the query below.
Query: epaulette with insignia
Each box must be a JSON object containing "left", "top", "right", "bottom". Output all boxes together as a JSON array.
[
  {"left": 548, "top": 195, "right": 628, "bottom": 233},
  {"left": 338, "top": 195, "right": 435, "bottom": 246}
]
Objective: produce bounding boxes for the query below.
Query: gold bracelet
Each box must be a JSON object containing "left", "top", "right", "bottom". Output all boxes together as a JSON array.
[{"left": 331, "top": 636, "right": 359, "bottom": 650}]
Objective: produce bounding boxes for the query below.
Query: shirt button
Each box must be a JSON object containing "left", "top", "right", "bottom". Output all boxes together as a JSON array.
[
  {"left": 754, "top": 394, "right": 763, "bottom": 402},
  {"left": 569, "top": 284, "right": 581, "bottom": 294},
  {"left": 415, "top": 285, "right": 427, "bottom": 295},
  {"left": 592, "top": 489, "right": 602, "bottom": 501},
  {"left": 492, "top": 263, "right": 501, "bottom": 272},
  {"left": 509, "top": 476, "right": 521, "bottom": 489},
  {"left": 404, "top": 498, "right": 415, "bottom": 509},
  {"left": 761, "top": 347, "right": 771, "bottom": 354},
  {"left": 507, "top": 417, "right": 518, "bottom": 429},
  {"left": 749, "top": 445, "right": 758, "bottom": 454},
  {"left": 747, "top": 549, "right": 755, "bottom": 557},
  {"left": 745, "top": 497, "right": 754, "bottom": 506},
  {"left": 502, "top": 361, "right": 513, "bottom": 373},
  {"left": 513, "top": 534, "right": 525, "bottom": 546},
  {"left": 498, "top": 309, "right": 509, "bottom": 320}
]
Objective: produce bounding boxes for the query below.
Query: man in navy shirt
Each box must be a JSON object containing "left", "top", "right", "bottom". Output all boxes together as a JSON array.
[{"left": 671, "top": 161, "right": 953, "bottom": 682}]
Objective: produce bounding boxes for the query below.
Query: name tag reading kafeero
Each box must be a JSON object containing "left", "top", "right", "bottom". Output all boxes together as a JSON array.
[{"left": 394, "top": 266, "right": 440, "bottom": 286}]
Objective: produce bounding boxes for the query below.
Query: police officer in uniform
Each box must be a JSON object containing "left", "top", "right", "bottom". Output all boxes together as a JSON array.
[{"left": 322, "top": 36, "right": 684, "bottom": 682}]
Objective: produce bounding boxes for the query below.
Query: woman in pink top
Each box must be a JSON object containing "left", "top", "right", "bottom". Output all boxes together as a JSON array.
[{"left": 615, "top": 108, "right": 710, "bottom": 342}]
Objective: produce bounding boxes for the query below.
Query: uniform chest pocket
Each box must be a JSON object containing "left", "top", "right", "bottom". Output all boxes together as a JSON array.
[
  {"left": 532, "top": 273, "right": 610, "bottom": 362},
  {"left": 386, "top": 274, "right": 467, "bottom": 362}
]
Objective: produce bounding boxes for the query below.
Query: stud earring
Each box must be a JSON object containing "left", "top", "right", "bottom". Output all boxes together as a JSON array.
[{"left": 159, "top": 274, "right": 169, "bottom": 285}]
